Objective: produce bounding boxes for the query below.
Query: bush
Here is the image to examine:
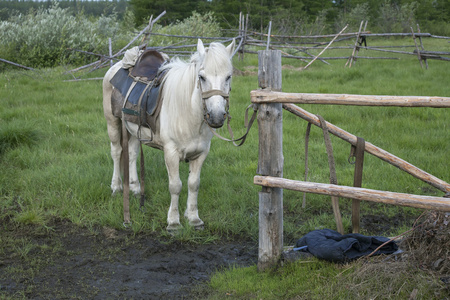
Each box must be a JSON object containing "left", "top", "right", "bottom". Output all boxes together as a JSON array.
[
  {"left": 334, "top": 3, "right": 371, "bottom": 33},
  {"left": 148, "top": 11, "right": 222, "bottom": 48},
  {"left": 0, "top": 3, "right": 131, "bottom": 68},
  {"left": 377, "top": 0, "right": 418, "bottom": 33}
]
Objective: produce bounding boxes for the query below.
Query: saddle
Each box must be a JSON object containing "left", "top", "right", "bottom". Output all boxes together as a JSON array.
[
  {"left": 130, "top": 50, "right": 165, "bottom": 80},
  {"left": 110, "top": 49, "right": 168, "bottom": 134}
]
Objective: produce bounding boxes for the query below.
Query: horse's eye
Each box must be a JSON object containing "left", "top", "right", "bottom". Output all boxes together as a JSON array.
[
  {"left": 199, "top": 75, "right": 206, "bottom": 82},
  {"left": 226, "top": 75, "right": 232, "bottom": 82}
]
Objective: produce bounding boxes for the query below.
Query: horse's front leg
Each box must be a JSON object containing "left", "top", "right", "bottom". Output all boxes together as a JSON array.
[
  {"left": 185, "top": 152, "right": 207, "bottom": 229},
  {"left": 164, "top": 149, "right": 182, "bottom": 231}
]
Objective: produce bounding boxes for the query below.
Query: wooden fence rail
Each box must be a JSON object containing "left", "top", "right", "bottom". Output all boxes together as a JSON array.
[
  {"left": 254, "top": 176, "right": 450, "bottom": 212},
  {"left": 251, "top": 90, "right": 450, "bottom": 108}
]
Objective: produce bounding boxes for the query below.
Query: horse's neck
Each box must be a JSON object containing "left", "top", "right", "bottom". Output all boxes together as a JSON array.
[{"left": 162, "top": 65, "right": 207, "bottom": 138}]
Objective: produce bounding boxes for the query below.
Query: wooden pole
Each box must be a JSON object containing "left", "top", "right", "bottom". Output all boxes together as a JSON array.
[
  {"left": 238, "top": 12, "right": 243, "bottom": 61},
  {"left": 346, "top": 21, "right": 364, "bottom": 68},
  {"left": 352, "top": 21, "right": 368, "bottom": 61},
  {"left": 417, "top": 24, "right": 428, "bottom": 69},
  {"left": 281, "top": 104, "right": 450, "bottom": 194},
  {"left": 108, "top": 38, "right": 113, "bottom": 67},
  {"left": 266, "top": 21, "right": 272, "bottom": 51},
  {"left": 257, "top": 50, "right": 283, "bottom": 271},
  {"left": 254, "top": 176, "right": 450, "bottom": 212},
  {"left": 303, "top": 24, "right": 348, "bottom": 70},
  {"left": 411, "top": 27, "right": 424, "bottom": 69},
  {"left": 251, "top": 90, "right": 450, "bottom": 108}
]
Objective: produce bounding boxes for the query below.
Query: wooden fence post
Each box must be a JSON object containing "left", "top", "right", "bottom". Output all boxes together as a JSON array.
[{"left": 257, "top": 50, "right": 283, "bottom": 271}]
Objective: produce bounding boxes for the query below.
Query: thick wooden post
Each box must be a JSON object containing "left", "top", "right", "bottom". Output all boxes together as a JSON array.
[{"left": 257, "top": 50, "right": 283, "bottom": 271}]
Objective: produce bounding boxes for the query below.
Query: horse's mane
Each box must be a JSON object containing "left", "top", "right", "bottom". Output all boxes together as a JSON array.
[{"left": 159, "top": 42, "right": 232, "bottom": 135}]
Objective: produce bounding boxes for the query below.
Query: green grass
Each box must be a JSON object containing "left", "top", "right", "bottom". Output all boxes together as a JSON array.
[
  {"left": 206, "top": 258, "right": 444, "bottom": 299},
  {"left": 1, "top": 37, "right": 449, "bottom": 299}
]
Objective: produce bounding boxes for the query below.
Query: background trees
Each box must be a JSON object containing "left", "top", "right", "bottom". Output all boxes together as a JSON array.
[
  {"left": 0, "top": 0, "right": 448, "bottom": 68},
  {"left": 1, "top": 0, "right": 448, "bottom": 35}
]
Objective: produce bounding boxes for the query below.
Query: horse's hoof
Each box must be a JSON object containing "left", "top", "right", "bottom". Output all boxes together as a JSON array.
[
  {"left": 111, "top": 189, "right": 122, "bottom": 196},
  {"left": 189, "top": 219, "right": 204, "bottom": 231},
  {"left": 166, "top": 223, "right": 182, "bottom": 233},
  {"left": 194, "top": 224, "right": 205, "bottom": 231},
  {"left": 130, "top": 185, "right": 141, "bottom": 196}
]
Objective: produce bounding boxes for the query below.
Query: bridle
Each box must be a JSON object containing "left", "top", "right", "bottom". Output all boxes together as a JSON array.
[
  {"left": 201, "top": 89, "right": 230, "bottom": 123},
  {"left": 197, "top": 74, "right": 257, "bottom": 147}
]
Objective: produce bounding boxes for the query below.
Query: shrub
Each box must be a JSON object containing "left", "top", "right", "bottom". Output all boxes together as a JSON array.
[
  {"left": 0, "top": 3, "right": 131, "bottom": 68},
  {"left": 377, "top": 0, "right": 418, "bottom": 33},
  {"left": 148, "top": 11, "right": 222, "bottom": 48},
  {"left": 334, "top": 3, "right": 371, "bottom": 33}
]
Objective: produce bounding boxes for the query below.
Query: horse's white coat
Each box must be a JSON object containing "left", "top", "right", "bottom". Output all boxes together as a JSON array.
[{"left": 103, "top": 39, "right": 235, "bottom": 230}]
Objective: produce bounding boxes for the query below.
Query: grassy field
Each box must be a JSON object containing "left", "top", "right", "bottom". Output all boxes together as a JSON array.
[{"left": 1, "top": 37, "right": 449, "bottom": 298}]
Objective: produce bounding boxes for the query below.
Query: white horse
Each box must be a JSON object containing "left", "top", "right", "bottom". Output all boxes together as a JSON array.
[{"left": 103, "top": 39, "right": 235, "bottom": 230}]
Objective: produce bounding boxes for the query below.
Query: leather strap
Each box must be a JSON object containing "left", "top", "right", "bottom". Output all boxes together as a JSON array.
[
  {"left": 349, "top": 136, "right": 365, "bottom": 233},
  {"left": 302, "top": 122, "right": 312, "bottom": 208},
  {"left": 202, "top": 89, "right": 229, "bottom": 100},
  {"left": 208, "top": 103, "right": 258, "bottom": 147},
  {"left": 139, "top": 143, "right": 146, "bottom": 209},
  {"left": 317, "top": 115, "right": 344, "bottom": 234},
  {"left": 122, "top": 117, "right": 131, "bottom": 225}
]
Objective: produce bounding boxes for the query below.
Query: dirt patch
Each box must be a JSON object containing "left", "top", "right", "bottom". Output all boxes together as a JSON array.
[
  {"left": 0, "top": 219, "right": 257, "bottom": 299},
  {"left": 361, "top": 212, "right": 413, "bottom": 235}
]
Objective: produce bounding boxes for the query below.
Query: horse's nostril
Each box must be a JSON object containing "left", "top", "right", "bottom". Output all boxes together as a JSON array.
[
  {"left": 223, "top": 113, "right": 227, "bottom": 119},
  {"left": 206, "top": 113, "right": 210, "bottom": 119}
]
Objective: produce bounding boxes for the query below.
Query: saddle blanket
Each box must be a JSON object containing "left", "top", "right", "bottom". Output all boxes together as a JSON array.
[{"left": 110, "top": 67, "right": 160, "bottom": 117}]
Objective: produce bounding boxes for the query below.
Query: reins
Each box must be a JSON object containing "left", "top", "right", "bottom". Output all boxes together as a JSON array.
[
  {"left": 200, "top": 85, "right": 258, "bottom": 147},
  {"left": 206, "top": 103, "right": 258, "bottom": 147}
]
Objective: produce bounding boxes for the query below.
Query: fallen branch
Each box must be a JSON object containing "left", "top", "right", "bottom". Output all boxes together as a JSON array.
[{"left": 0, "top": 58, "right": 35, "bottom": 71}]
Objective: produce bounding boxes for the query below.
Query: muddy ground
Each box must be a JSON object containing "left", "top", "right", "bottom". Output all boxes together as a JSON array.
[
  {"left": 2, "top": 211, "right": 447, "bottom": 299},
  {"left": 0, "top": 218, "right": 257, "bottom": 299}
]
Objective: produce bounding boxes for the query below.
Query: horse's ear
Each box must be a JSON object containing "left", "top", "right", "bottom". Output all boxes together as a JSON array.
[
  {"left": 226, "top": 39, "right": 236, "bottom": 58},
  {"left": 197, "top": 39, "right": 206, "bottom": 58}
]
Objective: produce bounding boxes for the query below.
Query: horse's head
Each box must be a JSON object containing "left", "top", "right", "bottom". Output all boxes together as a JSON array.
[{"left": 196, "top": 39, "right": 235, "bottom": 128}]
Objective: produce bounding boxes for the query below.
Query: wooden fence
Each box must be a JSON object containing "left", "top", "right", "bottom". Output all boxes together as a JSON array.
[
  {"left": 57, "top": 15, "right": 449, "bottom": 79},
  {"left": 253, "top": 49, "right": 450, "bottom": 271},
  {"left": 2, "top": 12, "right": 449, "bottom": 74}
]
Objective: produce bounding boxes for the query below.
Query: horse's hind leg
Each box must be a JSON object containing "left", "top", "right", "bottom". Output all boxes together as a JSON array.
[
  {"left": 127, "top": 134, "right": 141, "bottom": 195},
  {"left": 106, "top": 118, "right": 123, "bottom": 194},
  {"left": 106, "top": 119, "right": 141, "bottom": 195}
]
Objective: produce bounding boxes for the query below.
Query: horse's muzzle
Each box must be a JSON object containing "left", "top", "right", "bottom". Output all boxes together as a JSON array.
[
  {"left": 202, "top": 90, "right": 229, "bottom": 128},
  {"left": 205, "top": 109, "right": 227, "bottom": 128}
]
